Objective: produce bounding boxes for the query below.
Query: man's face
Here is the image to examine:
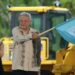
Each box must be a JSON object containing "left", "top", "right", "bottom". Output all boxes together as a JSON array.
[{"left": 19, "top": 15, "right": 31, "bottom": 29}]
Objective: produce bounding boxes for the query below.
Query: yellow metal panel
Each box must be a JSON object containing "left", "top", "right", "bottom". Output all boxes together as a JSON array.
[
  {"left": 8, "top": 6, "right": 45, "bottom": 12},
  {"left": 63, "top": 45, "right": 75, "bottom": 65},
  {"left": 1, "top": 37, "right": 13, "bottom": 61},
  {"left": 8, "top": 6, "right": 69, "bottom": 12},
  {"left": 2, "top": 60, "right": 12, "bottom": 65},
  {"left": 2, "top": 60, "right": 56, "bottom": 65},
  {"left": 41, "top": 37, "right": 49, "bottom": 61},
  {"left": 41, "top": 60, "right": 56, "bottom": 65}
]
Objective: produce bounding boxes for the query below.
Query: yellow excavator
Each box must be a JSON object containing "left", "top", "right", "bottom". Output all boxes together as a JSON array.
[
  {"left": 2, "top": 6, "right": 73, "bottom": 75},
  {"left": 52, "top": 43, "right": 75, "bottom": 75}
]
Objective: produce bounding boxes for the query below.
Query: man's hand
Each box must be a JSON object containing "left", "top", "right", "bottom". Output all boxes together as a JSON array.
[{"left": 32, "top": 32, "right": 39, "bottom": 39}]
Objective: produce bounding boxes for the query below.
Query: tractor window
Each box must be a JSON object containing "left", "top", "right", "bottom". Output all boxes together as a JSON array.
[
  {"left": 31, "top": 14, "right": 41, "bottom": 32},
  {"left": 46, "top": 13, "right": 69, "bottom": 59},
  {"left": 52, "top": 16, "right": 65, "bottom": 51}
]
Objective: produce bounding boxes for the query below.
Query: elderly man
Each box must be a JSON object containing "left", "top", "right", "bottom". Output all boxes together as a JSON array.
[{"left": 12, "top": 12, "right": 41, "bottom": 75}]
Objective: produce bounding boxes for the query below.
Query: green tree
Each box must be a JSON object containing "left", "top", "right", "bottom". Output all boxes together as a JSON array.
[
  {"left": 0, "top": 0, "right": 10, "bottom": 37},
  {"left": 61, "top": 0, "right": 75, "bottom": 16},
  {"left": 24, "top": 0, "right": 40, "bottom": 6},
  {"left": 39, "top": 0, "right": 54, "bottom": 6}
]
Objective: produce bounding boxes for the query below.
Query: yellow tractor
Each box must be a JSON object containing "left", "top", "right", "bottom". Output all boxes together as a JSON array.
[{"left": 2, "top": 6, "right": 72, "bottom": 75}]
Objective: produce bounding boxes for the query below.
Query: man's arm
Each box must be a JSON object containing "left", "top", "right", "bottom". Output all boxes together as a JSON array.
[{"left": 12, "top": 27, "right": 32, "bottom": 43}]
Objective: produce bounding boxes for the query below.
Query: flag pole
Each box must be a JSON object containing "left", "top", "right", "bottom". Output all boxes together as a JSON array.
[{"left": 39, "top": 27, "right": 55, "bottom": 36}]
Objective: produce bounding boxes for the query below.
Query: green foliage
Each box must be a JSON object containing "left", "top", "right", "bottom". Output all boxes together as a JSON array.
[
  {"left": 61, "top": 0, "right": 75, "bottom": 16},
  {"left": 0, "top": 0, "right": 10, "bottom": 38},
  {"left": 40, "top": 0, "right": 54, "bottom": 6},
  {"left": 23, "top": 0, "right": 40, "bottom": 6}
]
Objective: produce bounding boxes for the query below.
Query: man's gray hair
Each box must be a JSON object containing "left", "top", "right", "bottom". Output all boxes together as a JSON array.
[{"left": 19, "top": 12, "right": 32, "bottom": 21}]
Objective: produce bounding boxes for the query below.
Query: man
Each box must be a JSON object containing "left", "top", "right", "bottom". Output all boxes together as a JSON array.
[
  {"left": 12, "top": 12, "right": 41, "bottom": 75},
  {"left": 0, "top": 41, "right": 4, "bottom": 75}
]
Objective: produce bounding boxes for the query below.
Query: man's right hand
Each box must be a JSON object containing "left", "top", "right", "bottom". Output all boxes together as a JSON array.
[{"left": 32, "top": 32, "right": 39, "bottom": 39}]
